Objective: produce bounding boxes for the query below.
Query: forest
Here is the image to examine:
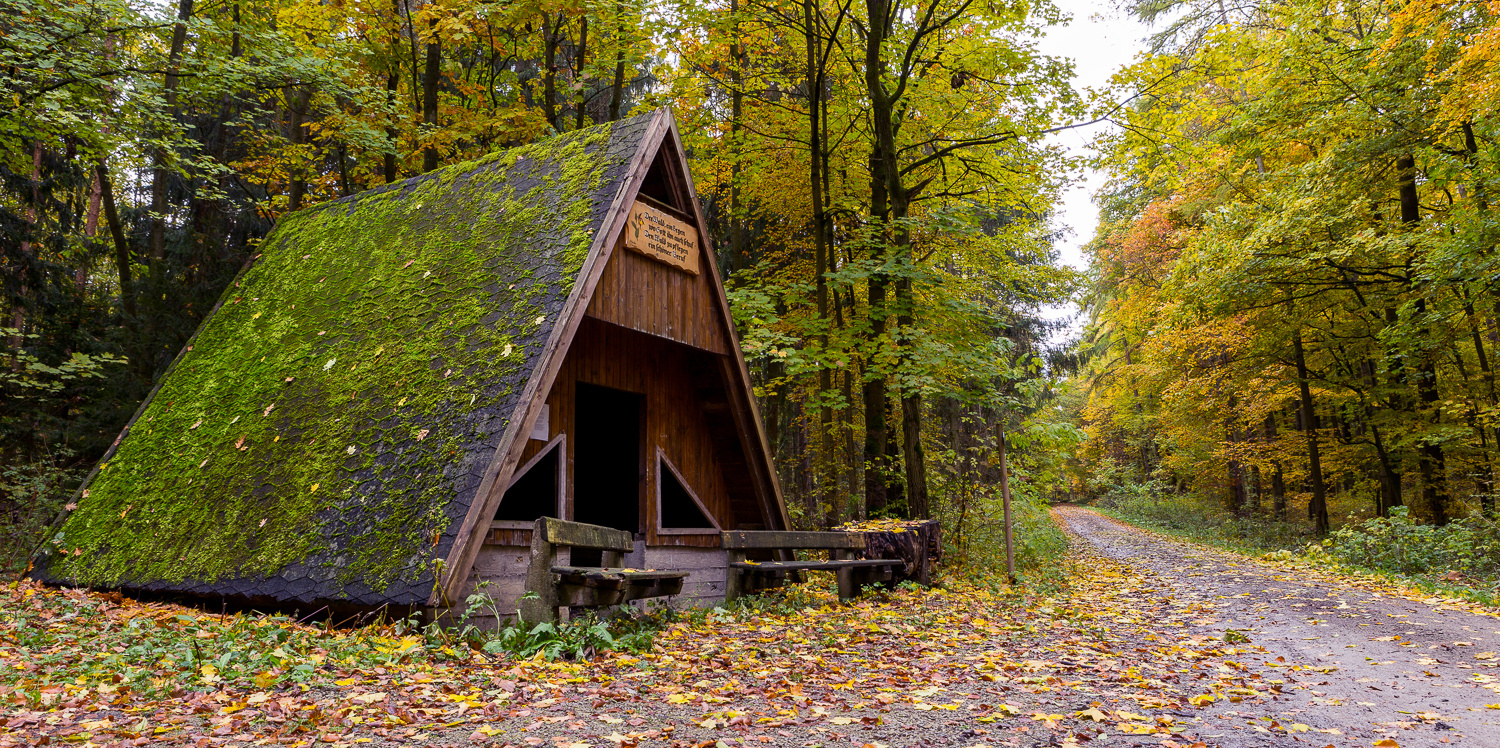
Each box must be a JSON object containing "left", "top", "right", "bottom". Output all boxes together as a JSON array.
[
  {"left": 10, "top": 4, "right": 1500, "bottom": 743},
  {"left": 0, "top": 0, "right": 1080, "bottom": 573},
  {"left": 1076, "top": 0, "right": 1500, "bottom": 569},
  {"left": 6, "top": 0, "right": 1500, "bottom": 581}
]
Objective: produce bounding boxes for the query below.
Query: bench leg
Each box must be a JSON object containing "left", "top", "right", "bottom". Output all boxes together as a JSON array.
[
  {"left": 520, "top": 519, "right": 561, "bottom": 623},
  {"left": 849, "top": 566, "right": 873, "bottom": 596},
  {"left": 834, "top": 550, "right": 856, "bottom": 602},
  {"left": 725, "top": 550, "right": 745, "bottom": 603}
]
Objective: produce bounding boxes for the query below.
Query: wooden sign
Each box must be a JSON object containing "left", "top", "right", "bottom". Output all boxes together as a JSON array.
[{"left": 624, "top": 200, "right": 699, "bottom": 274}]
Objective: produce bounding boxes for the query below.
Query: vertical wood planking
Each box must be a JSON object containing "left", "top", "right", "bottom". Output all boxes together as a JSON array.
[{"left": 586, "top": 233, "right": 729, "bottom": 354}]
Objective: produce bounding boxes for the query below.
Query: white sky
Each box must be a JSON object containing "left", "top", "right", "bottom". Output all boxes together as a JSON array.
[{"left": 1034, "top": 0, "right": 1146, "bottom": 339}]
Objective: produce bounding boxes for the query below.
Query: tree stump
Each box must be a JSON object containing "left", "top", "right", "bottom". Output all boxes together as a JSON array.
[{"left": 834, "top": 519, "right": 941, "bottom": 586}]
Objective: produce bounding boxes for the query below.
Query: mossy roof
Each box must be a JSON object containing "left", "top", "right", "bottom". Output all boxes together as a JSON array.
[{"left": 33, "top": 113, "right": 655, "bottom": 606}]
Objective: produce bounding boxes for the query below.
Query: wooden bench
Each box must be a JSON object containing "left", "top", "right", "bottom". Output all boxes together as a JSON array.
[
  {"left": 519, "top": 517, "right": 688, "bottom": 622},
  {"left": 722, "top": 530, "right": 903, "bottom": 602}
]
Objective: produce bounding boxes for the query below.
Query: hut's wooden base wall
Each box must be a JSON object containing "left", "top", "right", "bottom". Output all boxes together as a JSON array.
[
  {"left": 448, "top": 542, "right": 728, "bottom": 628},
  {"left": 636, "top": 546, "right": 727, "bottom": 609}
]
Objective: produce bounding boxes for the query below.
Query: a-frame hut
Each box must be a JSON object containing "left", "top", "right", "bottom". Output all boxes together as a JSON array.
[{"left": 32, "top": 109, "right": 789, "bottom": 616}]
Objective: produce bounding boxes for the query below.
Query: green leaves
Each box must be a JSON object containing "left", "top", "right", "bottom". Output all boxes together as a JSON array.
[{"left": 0, "top": 331, "right": 127, "bottom": 400}]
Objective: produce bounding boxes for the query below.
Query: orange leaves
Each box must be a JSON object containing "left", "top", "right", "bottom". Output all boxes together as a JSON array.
[{"left": 1096, "top": 200, "right": 1185, "bottom": 280}]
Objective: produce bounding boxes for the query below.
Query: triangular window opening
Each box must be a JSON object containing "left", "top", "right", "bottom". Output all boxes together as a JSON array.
[
  {"left": 635, "top": 140, "right": 687, "bottom": 211},
  {"left": 495, "top": 435, "right": 564, "bottom": 524},
  {"left": 658, "top": 452, "right": 718, "bottom": 530}
]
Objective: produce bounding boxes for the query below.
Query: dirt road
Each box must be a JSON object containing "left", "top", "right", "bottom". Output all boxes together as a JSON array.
[{"left": 1056, "top": 506, "right": 1500, "bottom": 748}]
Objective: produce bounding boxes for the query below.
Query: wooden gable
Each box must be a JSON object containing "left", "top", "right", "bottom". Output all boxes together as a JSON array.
[{"left": 584, "top": 200, "right": 731, "bottom": 354}]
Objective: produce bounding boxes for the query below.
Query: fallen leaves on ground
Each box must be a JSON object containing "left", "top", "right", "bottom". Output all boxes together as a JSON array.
[
  {"left": 15, "top": 509, "right": 1477, "bottom": 747},
  {"left": 0, "top": 533, "right": 1277, "bottom": 748}
]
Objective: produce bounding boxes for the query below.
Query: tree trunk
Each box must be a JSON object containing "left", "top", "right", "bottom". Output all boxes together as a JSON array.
[
  {"left": 575, "top": 15, "right": 589, "bottom": 129},
  {"left": 1266, "top": 413, "right": 1287, "bottom": 520},
  {"left": 148, "top": 0, "right": 195, "bottom": 272},
  {"left": 543, "top": 14, "right": 560, "bottom": 130},
  {"left": 337, "top": 144, "right": 352, "bottom": 197},
  {"left": 862, "top": 149, "right": 890, "bottom": 515},
  {"left": 9, "top": 143, "right": 42, "bottom": 365},
  {"left": 864, "top": 0, "right": 927, "bottom": 518},
  {"left": 803, "top": 0, "right": 836, "bottom": 527},
  {"left": 1464, "top": 300, "right": 1498, "bottom": 518},
  {"left": 1250, "top": 464, "right": 1262, "bottom": 516},
  {"left": 607, "top": 0, "right": 628, "bottom": 121},
  {"left": 1292, "top": 325, "right": 1329, "bottom": 534},
  {"left": 900, "top": 386, "right": 929, "bottom": 519},
  {"left": 841, "top": 364, "right": 859, "bottom": 518},
  {"left": 1226, "top": 394, "right": 1246, "bottom": 516},
  {"left": 723, "top": 0, "right": 743, "bottom": 272},
  {"left": 96, "top": 162, "right": 135, "bottom": 319},
  {"left": 286, "top": 85, "right": 312, "bottom": 211},
  {"left": 422, "top": 20, "right": 441, "bottom": 172},
  {"left": 1398, "top": 153, "right": 1449, "bottom": 524},
  {"left": 385, "top": 68, "right": 400, "bottom": 182},
  {"left": 998, "top": 422, "right": 1016, "bottom": 584}
]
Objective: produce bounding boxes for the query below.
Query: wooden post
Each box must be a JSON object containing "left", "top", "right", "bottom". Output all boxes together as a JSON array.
[
  {"left": 833, "top": 548, "right": 856, "bottom": 601},
  {"left": 998, "top": 424, "right": 1016, "bottom": 585}
]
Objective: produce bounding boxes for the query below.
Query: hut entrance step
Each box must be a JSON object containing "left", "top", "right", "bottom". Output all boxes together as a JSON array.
[
  {"left": 521, "top": 517, "right": 686, "bottom": 621},
  {"left": 722, "top": 530, "right": 908, "bottom": 602}
]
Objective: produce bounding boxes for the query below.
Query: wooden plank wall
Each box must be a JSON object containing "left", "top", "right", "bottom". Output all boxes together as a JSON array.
[
  {"left": 641, "top": 546, "right": 727, "bottom": 608},
  {"left": 487, "top": 318, "right": 752, "bottom": 549},
  {"left": 455, "top": 544, "right": 531, "bottom": 627},
  {"left": 584, "top": 233, "right": 730, "bottom": 355},
  {"left": 567, "top": 317, "right": 730, "bottom": 547},
  {"left": 458, "top": 543, "right": 727, "bottom": 623}
]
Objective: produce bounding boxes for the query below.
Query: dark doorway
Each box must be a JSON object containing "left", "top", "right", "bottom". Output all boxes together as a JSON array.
[{"left": 573, "top": 383, "right": 643, "bottom": 534}]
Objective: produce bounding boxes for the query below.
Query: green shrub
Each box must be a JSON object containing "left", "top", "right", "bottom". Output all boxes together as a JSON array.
[
  {"left": 1, "top": 448, "right": 83, "bottom": 575},
  {"left": 479, "top": 613, "right": 657, "bottom": 660},
  {"left": 1323, "top": 507, "right": 1500, "bottom": 579},
  {"left": 443, "top": 586, "right": 662, "bottom": 661},
  {"left": 937, "top": 488, "right": 1068, "bottom": 573}
]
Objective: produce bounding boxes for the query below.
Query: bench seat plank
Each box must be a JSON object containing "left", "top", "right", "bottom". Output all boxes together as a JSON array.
[
  {"left": 551, "top": 565, "right": 690, "bottom": 583},
  {"left": 542, "top": 519, "right": 633, "bottom": 552},
  {"left": 730, "top": 559, "right": 895, "bottom": 571},
  {"left": 522, "top": 518, "right": 688, "bottom": 622}
]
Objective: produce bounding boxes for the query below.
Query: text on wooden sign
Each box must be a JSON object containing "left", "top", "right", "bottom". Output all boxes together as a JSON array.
[{"left": 625, "top": 200, "right": 699, "bottom": 275}]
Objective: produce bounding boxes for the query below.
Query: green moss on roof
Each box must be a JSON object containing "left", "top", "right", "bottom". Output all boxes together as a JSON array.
[{"left": 35, "top": 114, "right": 655, "bottom": 605}]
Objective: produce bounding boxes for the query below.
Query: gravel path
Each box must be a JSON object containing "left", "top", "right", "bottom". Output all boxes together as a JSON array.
[{"left": 1056, "top": 506, "right": 1500, "bottom": 748}]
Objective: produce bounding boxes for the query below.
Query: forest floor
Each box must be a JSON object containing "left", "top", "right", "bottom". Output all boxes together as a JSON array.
[{"left": 4, "top": 509, "right": 1500, "bottom": 748}]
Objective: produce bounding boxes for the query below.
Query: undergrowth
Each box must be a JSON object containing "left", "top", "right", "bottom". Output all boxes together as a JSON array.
[
  {"left": 1092, "top": 482, "right": 1311, "bottom": 555},
  {"left": 937, "top": 489, "right": 1069, "bottom": 577},
  {"left": 0, "top": 580, "right": 668, "bottom": 705},
  {"left": 1318, "top": 506, "right": 1500, "bottom": 579},
  {"left": 1092, "top": 481, "right": 1500, "bottom": 605}
]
